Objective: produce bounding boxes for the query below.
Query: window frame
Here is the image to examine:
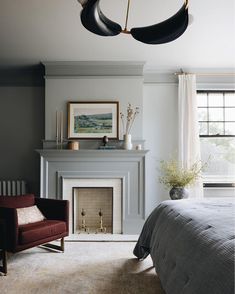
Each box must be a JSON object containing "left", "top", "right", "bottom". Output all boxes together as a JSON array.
[
  {"left": 197, "top": 90, "right": 235, "bottom": 138},
  {"left": 197, "top": 90, "right": 235, "bottom": 188}
]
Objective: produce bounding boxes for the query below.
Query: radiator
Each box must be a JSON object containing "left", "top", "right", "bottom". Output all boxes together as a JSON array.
[{"left": 0, "top": 180, "right": 27, "bottom": 196}]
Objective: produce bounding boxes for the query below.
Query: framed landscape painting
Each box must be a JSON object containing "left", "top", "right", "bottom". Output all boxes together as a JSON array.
[{"left": 68, "top": 101, "right": 119, "bottom": 139}]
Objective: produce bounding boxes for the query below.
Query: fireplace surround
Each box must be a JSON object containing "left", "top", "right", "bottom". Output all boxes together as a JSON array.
[
  {"left": 63, "top": 178, "right": 122, "bottom": 234},
  {"left": 37, "top": 149, "right": 147, "bottom": 234}
]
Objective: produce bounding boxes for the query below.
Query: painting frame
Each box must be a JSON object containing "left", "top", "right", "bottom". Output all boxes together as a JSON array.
[{"left": 68, "top": 101, "right": 119, "bottom": 139}]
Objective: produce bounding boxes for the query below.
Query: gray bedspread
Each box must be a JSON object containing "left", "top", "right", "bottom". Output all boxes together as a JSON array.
[{"left": 134, "top": 199, "right": 235, "bottom": 294}]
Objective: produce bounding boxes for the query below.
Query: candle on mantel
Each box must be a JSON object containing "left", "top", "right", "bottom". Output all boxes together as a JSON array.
[
  {"left": 60, "top": 111, "right": 63, "bottom": 144},
  {"left": 56, "top": 110, "right": 59, "bottom": 145}
]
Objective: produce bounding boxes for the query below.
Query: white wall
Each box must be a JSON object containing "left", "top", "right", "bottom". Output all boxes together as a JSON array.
[{"left": 143, "top": 83, "right": 178, "bottom": 215}]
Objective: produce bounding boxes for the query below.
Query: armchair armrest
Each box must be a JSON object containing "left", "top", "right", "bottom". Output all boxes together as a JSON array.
[
  {"left": 0, "top": 220, "right": 6, "bottom": 249},
  {"left": 35, "top": 198, "right": 69, "bottom": 232},
  {"left": 0, "top": 207, "right": 18, "bottom": 252}
]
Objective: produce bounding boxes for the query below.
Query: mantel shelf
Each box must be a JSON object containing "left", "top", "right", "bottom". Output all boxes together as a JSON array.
[{"left": 36, "top": 149, "right": 149, "bottom": 158}]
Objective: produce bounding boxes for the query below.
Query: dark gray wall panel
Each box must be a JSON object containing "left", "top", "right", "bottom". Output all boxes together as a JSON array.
[{"left": 0, "top": 86, "right": 45, "bottom": 195}]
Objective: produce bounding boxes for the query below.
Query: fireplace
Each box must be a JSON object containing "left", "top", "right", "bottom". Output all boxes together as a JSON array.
[{"left": 38, "top": 149, "right": 147, "bottom": 234}]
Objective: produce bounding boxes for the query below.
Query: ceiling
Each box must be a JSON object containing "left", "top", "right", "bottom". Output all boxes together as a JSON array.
[{"left": 0, "top": 0, "right": 235, "bottom": 72}]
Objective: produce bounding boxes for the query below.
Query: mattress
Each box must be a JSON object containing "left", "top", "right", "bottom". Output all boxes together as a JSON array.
[{"left": 134, "top": 199, "right": 235, "bottom": 294}]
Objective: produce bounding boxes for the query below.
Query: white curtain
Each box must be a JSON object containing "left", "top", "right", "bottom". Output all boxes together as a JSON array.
[{"left": 178, "top": 74, "right": 203, "bottom": 198}]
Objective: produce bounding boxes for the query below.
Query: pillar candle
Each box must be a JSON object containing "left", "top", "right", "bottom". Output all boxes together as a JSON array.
[
  {"left": 56, "top": 110, "right": 58, "bottom": 145},
  {"left": 60, "top": 111, "right": 63, "bottom": 143}
]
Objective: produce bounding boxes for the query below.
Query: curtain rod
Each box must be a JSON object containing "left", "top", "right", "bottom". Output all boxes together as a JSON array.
[{"left": 174, "top": 71, "right": 235, "bottom": 76}]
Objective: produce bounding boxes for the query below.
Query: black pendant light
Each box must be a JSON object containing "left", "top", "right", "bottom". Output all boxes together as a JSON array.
[
  {"left": 77, "top": 0, "right": 189, "bottom": 44},
  {"left": 80, "top": 0, "right": 122, "bottom": 36}
]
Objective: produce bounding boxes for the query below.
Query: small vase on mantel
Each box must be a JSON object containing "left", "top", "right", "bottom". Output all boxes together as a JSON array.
[{"left": 123, "top": 134, "right": 133, "bottom": 150}]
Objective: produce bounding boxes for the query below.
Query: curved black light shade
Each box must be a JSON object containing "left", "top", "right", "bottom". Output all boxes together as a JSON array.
[
  {"left": 130, "top": 4, "right": 189, "bottom": 44},
  {"left": 80, "top": 0, "right": 122, "bottom": 36}
]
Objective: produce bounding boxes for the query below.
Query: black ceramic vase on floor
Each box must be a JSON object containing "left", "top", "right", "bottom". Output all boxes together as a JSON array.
[{"left": 169, "top": 187, "right": 189, "bottom": 200}]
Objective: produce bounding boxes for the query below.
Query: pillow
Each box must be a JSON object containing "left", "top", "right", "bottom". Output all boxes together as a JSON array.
[{"left": 17, "top": 205, "right": 45, "bottom": 225}]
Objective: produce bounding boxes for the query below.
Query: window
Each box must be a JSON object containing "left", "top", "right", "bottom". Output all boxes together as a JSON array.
[{"left": 197, "top": 91, "right": 235, "bottom": 187}]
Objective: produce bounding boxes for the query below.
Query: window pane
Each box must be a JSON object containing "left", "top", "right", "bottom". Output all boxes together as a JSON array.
[
  {"left": 197, "top": 93, "right": 207, "bottom": 107},
  {"left": 225, "top": 93, "right": 235, "bottom": 106},
  {"left": 199, "top": 122, "right": 208, "bottom": 135},
  {"left": 225, "top": 122, "right": 235, "bottom": 135},
  {"left": 198, "top": 108, "right": 208, "bottom": 121},
  {"left": 209, "top": 108, "right": 223, "bottom": 121},
  {"left": 208, "top": 93, "right": 223, "bottom": 107},
  {"left": 209, "top": 122, "right": 224, "bottom": 135},
  {"left": 225, "top": 108, "right": 235, "bottom": 121},
  {"left": 200, "top": 137, "right": 235, "bottom": 181}
]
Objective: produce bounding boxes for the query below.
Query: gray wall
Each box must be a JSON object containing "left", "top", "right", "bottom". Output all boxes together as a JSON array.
[
  {"left": 143, "top": 83, "right": 178, "bottom": 215},
  {"left": 45, "top": 77, "right": 143, "bottom": 141},
  {"left": 43, "top": 62, "right": 144, "bottom": 141},
  {"left": 143, "top": 77, "right": 235, "bottom": 213},
  {"left": 0, "top": 86, "right": 44, "bottom": 195},
  {"left": 0, "top": 62, "right": 233, "bottom": 213},
  {"left": 42, "top": 63, "right": 180, "bottom": 217}
]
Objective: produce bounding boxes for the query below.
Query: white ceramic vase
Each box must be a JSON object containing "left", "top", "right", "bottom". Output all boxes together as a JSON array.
[{"left": 123, "top": 134, "right": 133, "bottom": 150}]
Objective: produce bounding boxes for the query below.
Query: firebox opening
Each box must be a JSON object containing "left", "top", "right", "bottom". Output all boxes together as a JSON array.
[{"left": 73, "top": 187, "right": 113, "bottom": 234}]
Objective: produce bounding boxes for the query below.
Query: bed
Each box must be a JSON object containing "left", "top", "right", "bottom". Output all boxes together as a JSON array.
[{"left": 134, "top": 199, "right": 235, "bottom": 294}]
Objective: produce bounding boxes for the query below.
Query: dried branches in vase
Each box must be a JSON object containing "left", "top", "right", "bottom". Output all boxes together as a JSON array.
[
  {"left": 120, "top": 103, "right": 139, "bottom": 150},
  {"left": 159, "top": 158, "right": 208, "bottom": 200},
  {"left": 120, "top": 103, "right": 140, "bottom": 135}
]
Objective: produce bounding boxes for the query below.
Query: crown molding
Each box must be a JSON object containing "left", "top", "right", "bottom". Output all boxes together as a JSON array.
[
  {"left": 143, "top": 67, "right": 235, "bottom": 85},
  {"left": 42, "top": 61, "right": 145, "bottom": 78}
]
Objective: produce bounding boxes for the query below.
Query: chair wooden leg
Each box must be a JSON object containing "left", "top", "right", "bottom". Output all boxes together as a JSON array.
[
  {"left": 0, "top": 250, "right": 7, "bottom": 275},
  {"left": 41, "top": 237, "right": 65, "bottom": 252}
]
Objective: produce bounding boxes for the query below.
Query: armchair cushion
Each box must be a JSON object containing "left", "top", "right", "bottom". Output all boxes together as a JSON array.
[
  {"left": 19, "top": 220, "right": 66, "bottom": 245},
  {"left": 0, "top": 194, "right": 35, "bottom": 208},
  {"left": 17, "top": 205, "right": 45, "bottom": 225}
]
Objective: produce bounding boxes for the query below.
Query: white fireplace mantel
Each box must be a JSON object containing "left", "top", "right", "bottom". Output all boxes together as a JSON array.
[{"left": 37, "top": 149, "right": 148, "bottom": 234}]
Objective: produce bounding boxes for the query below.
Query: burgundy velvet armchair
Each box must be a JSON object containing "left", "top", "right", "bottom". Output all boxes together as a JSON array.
[{"left": 0, "top": 194, "right": 69, "bottom": 275}]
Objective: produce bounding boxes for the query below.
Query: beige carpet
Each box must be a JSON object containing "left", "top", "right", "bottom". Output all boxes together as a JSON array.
[{"left": 1, "top": 242, "right": 165, "bottom": 294}]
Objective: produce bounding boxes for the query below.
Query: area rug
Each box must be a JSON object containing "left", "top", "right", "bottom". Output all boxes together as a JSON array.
[{"left": 1, "top": 242, "right": 165, "bottom": 294}]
